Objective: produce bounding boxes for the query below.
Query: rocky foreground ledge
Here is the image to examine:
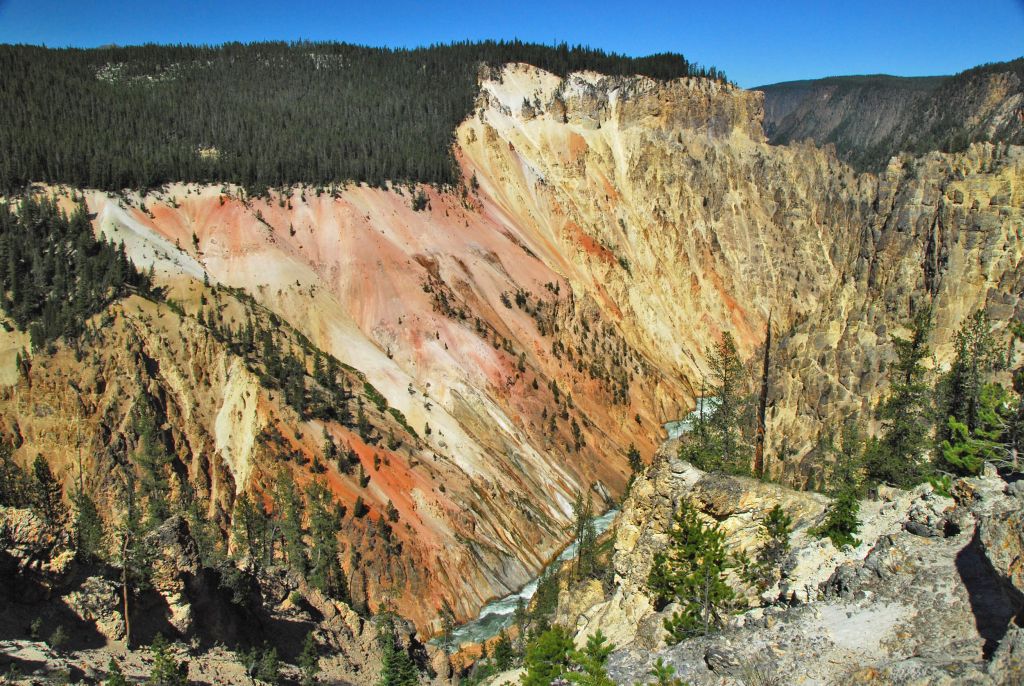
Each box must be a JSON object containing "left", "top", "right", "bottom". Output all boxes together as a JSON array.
[{"left": 543, "top": 455, "right": 1024, "bottom": 685}]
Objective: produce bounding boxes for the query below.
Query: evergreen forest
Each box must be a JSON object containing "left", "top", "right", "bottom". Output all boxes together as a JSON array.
[
  {"left": 0, "top": 195, "right": 153, "bottom": 345},
  {"left": 0, "top": 41, "right": 726, "bottom": 193}
]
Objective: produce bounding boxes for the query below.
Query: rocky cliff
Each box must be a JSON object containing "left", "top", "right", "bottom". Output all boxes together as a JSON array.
[
  {"left": 759, "top": 58, "right": 1024, "bottom": 170},
  {"left": 546, "top": 451, "right": 1024, "bottom": 685},
  {"left": 0, "top": 61, "right": 1021, "bottom": 640}
]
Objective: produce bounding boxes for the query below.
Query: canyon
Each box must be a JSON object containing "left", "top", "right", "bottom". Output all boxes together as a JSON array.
[{"left": 0, "top": 53, "right": 1022, "bottom": 684}]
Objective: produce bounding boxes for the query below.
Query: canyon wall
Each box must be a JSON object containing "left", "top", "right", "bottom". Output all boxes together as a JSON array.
[{"left": 0, "top": 63, "right": 1020, "bottom": 631}]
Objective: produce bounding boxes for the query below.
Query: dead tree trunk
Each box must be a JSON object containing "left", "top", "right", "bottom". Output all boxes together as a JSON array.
[{"left": 754, "top": 313, "right": 772, "bottom": 478}]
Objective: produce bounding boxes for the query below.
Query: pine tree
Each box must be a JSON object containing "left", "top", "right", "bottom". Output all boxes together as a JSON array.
[
  {"left": 568, "top": 630, "right": 615, "bottom": 686},
  {"left": 935, "top": 311, "right": 1003, "bottom": 445},
  {"left": 571, "top": 490, "right": 598, "bottom": 581},
  {"left": 438, "top": 598, "right": 456, "bottom": 658},
  {"left": 530, "top": 566, "right": 560, "bottom": 629},
  {"left": 104, "top": 657, "right": 129, "bottom": 686},
  {"left": 376, "top": 613, "right": 419, "bottom": 686},
  {"left": 814, "top": 422, "right": 863, "bottom": 549},
  {"left": 522, "top": 626, "right": 573, "bottom": 686},
  {"left": 0, "top": 443, "right": 31, "bottom": 507},
  {"left": 31, "top": 454, "right": 66, "bottom": 528},
  {"left": 255, "top": 645, "right": 282, "bottom": 686},
  {"left": 272, "top": 468, "right": 306, "bottom": 574},
  {"left": 866, "top": 307, "right": 933, "bottom": 487},
  {"left": 939, "top": 384, "right": 1013, "bottom": 475},
  {"left": 647, "top": 500, "right": 735, "bottom": 644},
  {"left": 306, "top": 478, "right": 347, "bottom": 600},
  {"left": 231, "top": 491, "right": 270, "bottom": 570},
  {"left": 114, "top": 473, "right": 155, "bottom": 647},
  {"left": 627, "top": 443, "right": 643, "bottom": 473},
  {"left": 745, "top": 504, "right": 792, "bottom": 590},
  {"left": 681, "top": 333, "right": 751, "bottom": 474},
  {"left": 492, "top": 628, "right": 515, "bottom": 670},
  {"left": 1008, "top": 322, "right": 1024, "bottom": 471},
  {"left": 934, "top": 311, "right": 1014, "bottom": 475},
  {"left": 513, "top": 597, "right": 529, "bottom": 653},
  {"left": 133, "top": 408, "right": 172, "bottom": 527},
  {"left": 147, "top": 634, "right": 186, "bottom": 686},
  {"left": 298, "top": 631, "right": 320, "bottom": 686},
  {"left": 643, "top": 658, "right": 688, "bottom": 686},
  {"left": 73, "top": 487, "right": 105, "bottom": 563}
]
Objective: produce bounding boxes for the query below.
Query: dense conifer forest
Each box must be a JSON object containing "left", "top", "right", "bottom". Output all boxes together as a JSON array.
[
  {"left": 0, "top": 41, "right": 726, "bottom": 192},
  {"left": 0, "top": 196, "right": 153, "bottom": 345}
]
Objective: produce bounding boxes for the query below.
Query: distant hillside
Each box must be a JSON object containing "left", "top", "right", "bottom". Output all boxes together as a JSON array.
[
  {"left": 757, "top": 58, "right": 1024, "bottom": 170},
  {"left": 0, "top": 41, "right": 725, "bottom": 192}
]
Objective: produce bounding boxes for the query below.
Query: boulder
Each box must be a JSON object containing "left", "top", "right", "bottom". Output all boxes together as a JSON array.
[
  {"left": 63, "top": 576, "right": 125, "bottom": 641},
  {"left": 977, "top": 508, "right": 1024, "bottom": 603},
  {"left": 989, "top": 626, "right": 1024, "bottom": 683}
]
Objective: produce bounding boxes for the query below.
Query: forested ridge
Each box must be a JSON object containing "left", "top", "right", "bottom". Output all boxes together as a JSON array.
[
  {"left": 0, "top": 195, "right": 154, "bottom": 346},
  {"left": 0, "top": 41, "right": 725, "bottom": 192}
]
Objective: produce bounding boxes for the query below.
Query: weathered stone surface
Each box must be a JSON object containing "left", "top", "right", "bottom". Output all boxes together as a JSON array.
[
  {"left": 63, "top": 576, "right": 125, "bottom": 641},
  {"left": 978, "top": 508, "right": 1024, "bottom": 601},
  {"left": 0, "top": 506, "right": 76, "bottom": 601},
  {"left": 582, "top": 461, "right": 1024, "bottom": 686}
]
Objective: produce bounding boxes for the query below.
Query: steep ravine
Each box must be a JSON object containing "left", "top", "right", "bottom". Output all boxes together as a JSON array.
[{"left": 1, "top": 63, "right": 1021, "bottom": 635}]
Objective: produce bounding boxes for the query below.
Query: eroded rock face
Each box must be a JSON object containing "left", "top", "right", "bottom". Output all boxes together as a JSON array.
[
  {"left": 759, "top": 64, "right": 1024, "bottom": 171},
  {"left": 459, "top": 63, "right": 1024, "bottom": 491},
  {"left": 63, "top": 576, "right": 124, "bottom": 641},
  {"left": 978, "top": 506, "right": 1024, "bottom": 603},
  {"left": 0, "top": 507, "right": 75, "bottom": 602},
  {"left": 572, "top": 460, "right": 1024, "bottom": 686}
]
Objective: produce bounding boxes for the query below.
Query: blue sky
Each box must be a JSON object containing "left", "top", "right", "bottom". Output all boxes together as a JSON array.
[{"left": 0, "top": 0, "right": 1021, "bottom": 87}]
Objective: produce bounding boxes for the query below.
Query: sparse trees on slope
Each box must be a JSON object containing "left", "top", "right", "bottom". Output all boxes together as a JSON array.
[{"left": 0, "top": 196, "right": 153, "bottom": 346}]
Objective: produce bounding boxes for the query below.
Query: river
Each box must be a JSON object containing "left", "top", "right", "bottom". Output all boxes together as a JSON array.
[{"left": 442, "top": 507, "right": 620, "bottom": 647}]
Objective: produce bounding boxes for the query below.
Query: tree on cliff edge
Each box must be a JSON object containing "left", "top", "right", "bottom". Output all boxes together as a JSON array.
[
  {"left": 681, "top": 332, "right": 752, "bottom": 475},
  {"left": 647, "top": 499, "right": 735, "bottom": 644}
]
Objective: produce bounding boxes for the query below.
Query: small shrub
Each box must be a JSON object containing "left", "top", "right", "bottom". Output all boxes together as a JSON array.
[{"left": 47, "top": 625, "right": 69, "bottom": 653}]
